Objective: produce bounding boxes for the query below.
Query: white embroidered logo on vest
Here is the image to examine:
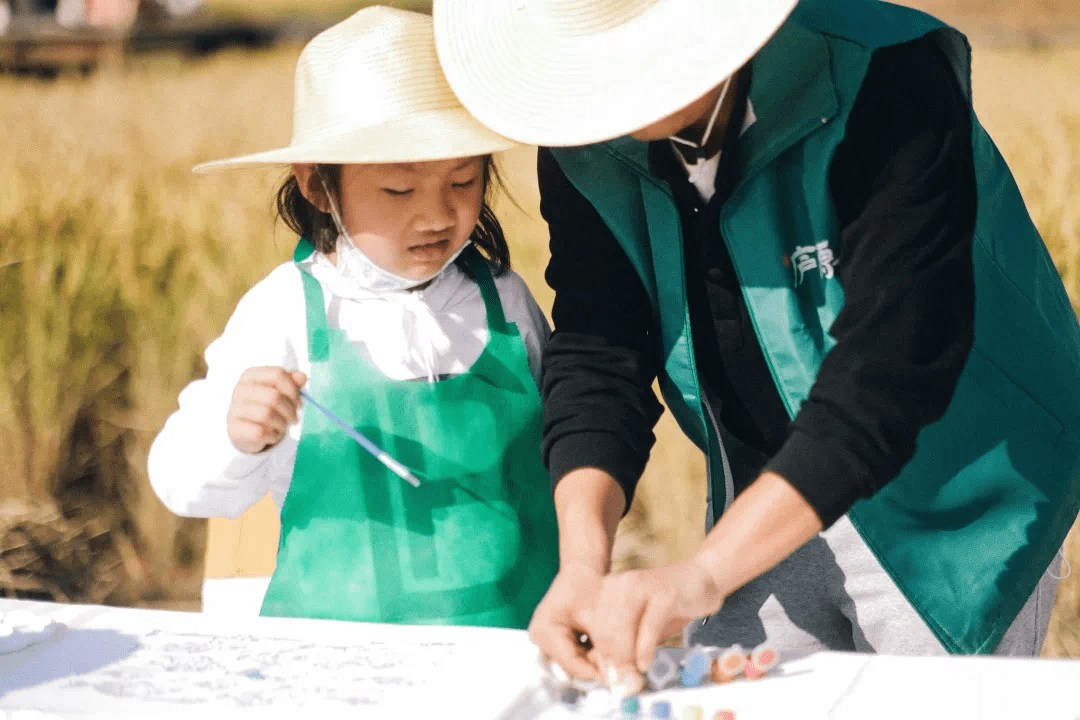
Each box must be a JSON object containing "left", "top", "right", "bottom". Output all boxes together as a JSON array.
[{"left": 791, "top": 241, "right": 837, "bottom": 286}]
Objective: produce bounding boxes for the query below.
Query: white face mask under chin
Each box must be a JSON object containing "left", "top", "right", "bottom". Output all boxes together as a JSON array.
[{"left": 317, "top": 168, "right": 472, "bottom": 294}]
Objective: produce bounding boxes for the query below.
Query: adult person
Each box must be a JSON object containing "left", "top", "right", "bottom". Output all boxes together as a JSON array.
[{"left": 433, "top": 0, "right": 1080, "bottom": 683}]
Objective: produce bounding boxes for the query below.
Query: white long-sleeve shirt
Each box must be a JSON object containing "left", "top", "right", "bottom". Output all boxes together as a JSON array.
[{"left": 148, "top": 250, "right": 550, "bottom": 520}]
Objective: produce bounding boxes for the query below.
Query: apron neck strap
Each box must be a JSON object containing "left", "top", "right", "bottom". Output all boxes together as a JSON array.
[
  {"left": 295, "top": 238, "right": 331, "bottom": 362},
  {"left": 293, "top": 237, "right": 317, "bottom": 264},
  {"left": 465, "top": 251, "right": 508, "bottom": 334}
]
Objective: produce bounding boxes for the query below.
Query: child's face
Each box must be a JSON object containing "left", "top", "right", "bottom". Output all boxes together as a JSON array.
[{"left": 336, "top": 157, "right": 485, "bottom": 281}]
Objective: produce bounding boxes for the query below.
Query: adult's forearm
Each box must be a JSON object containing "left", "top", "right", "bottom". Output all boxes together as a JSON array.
[
  {"left": 553, "top": 467, "right": 627, "bottom": 574},
  {"left": 539, "top": 146, "right": 664, "bottom": 513},
  {"left": 693, "top": 471, "right": 823, "bottom": 600},
  {"left": 542, "top": 331, "right": 663, "bottom": 507}
]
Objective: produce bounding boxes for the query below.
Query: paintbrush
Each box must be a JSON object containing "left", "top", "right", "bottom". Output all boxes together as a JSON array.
[{"left": 299, "top": 388, "right": 421, "bottom": 488}]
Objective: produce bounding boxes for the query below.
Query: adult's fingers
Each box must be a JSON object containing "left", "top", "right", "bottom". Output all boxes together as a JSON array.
[
  {"left": 530, "top": 599, "right": 598, "bottom": 680},
  {"left": 586, "top": 573, "right": 646, "bottom": 670},
  {"left": 581, "top": 647, "right": 644, "bottom": 698},
  {"left": 537, "top": 627, "right": 599, "bottom": 681},
  {"left": 635, "top": 596, "right": 676, "bottom": 674}
]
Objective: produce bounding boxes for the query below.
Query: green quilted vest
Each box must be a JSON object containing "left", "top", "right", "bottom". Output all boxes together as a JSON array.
[{"left": 551, "top": 0, "right": 1080, "bottom": 654}]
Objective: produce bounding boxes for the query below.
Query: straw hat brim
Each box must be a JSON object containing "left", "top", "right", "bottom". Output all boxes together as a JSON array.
[
  {"left": 434, "top": 0, "right": 799, "bottom": 147},
  {"left": 194, "top": 108, "right": 520, "bottom": 172}
]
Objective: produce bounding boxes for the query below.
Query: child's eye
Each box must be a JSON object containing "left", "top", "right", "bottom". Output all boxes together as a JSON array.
[
  {"left": 383, "top": 188, "right": 413, "bottom": 196},
  {"left": 452, "top": 178, "right": 478, "bottom": 189}
]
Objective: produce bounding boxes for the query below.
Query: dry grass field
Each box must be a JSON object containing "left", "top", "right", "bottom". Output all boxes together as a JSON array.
[{"left": 1, "top": 0, "right": 1078, "bottom": 653}]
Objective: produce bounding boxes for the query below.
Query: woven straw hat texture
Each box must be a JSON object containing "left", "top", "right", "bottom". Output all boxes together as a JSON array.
[
  {"left": 433, "top": 0, "right": 798, "bottom": 147},
  {"left": 196, "top": 6, "right": 519, "bottom": 171}
]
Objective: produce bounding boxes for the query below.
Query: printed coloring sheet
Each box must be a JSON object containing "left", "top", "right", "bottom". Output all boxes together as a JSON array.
[
  {"left": 3, "top": 599, "right": 1080, "bottom": 720},
  {"left": 0, "top": 599, "right": 550, "bottom": 719}
]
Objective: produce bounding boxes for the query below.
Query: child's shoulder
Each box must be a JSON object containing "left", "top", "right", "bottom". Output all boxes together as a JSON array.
[
  {"left": 214, "top": 261, "right": 308, "bottom": 342},
  {"left": 241, "top": 261, "right": 306, "bottom": 300},
  {"left": 442, "top": 263, "right": 541, "bottom": 318},
  {"left": 486, "top": 267, "right": 549, "bottom": 336},
  {"left": 228, "top": 261, "right": 306, "bottom": 318},
  {"left": 489, "top": 267, "right": 538, "bottom": 302}
]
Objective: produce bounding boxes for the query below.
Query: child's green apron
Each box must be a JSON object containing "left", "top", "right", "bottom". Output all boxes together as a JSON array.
[{"left": 260, "top": 239, "right": 559, "bottom": 628}]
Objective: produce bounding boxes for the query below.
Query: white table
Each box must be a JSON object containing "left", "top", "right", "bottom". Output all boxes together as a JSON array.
[{"left": 1, "top": 598, "right": 1079, "bottom": 719}]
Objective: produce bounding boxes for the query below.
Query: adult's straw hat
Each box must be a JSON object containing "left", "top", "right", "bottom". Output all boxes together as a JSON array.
[
  {"left": 433, "top": 0, "right": 799, "bottom": 147},
  {"left": 195, "top": 6, "right": 518, "bottom": 172}
]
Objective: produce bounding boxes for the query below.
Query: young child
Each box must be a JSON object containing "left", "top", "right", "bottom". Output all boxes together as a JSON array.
[{"left": 148, "top": 6, "right": 559, "bottom": 629}]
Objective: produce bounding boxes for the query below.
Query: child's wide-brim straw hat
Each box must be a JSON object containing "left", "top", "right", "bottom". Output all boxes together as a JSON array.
[
  {"left": 195, "top": 6, "right": 519, "bottom": 172},
  {"left": 433, "top": 0, "right": 799, "bottom": 147}
]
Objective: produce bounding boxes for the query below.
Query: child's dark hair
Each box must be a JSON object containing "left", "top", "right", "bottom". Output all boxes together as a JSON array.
[{"left": 275, "top": 156, "right": 512, "bottom": 275}]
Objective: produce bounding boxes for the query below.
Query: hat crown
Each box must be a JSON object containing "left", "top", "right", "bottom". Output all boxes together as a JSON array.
[
  {"left": 291, "top": 6, "right": 457, "bottom": 146},
  {"left": 530, "top": 0, "right": 659, "bottom": 33},
  {"left": 433, "top": 0, "right": 799, "bottom": 147}
]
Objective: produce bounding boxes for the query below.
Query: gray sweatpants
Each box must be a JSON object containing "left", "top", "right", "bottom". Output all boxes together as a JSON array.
[{"left": 687, "top": 514, "right": 1062, "bottom": 657}]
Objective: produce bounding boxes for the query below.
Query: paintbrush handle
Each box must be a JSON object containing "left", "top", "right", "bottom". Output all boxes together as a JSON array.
[{"left": 298, "top": 389, "right": 421, "bottom": 487}]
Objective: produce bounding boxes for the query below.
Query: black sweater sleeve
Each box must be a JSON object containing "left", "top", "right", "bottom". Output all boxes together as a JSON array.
[
  {"left": 538, "top": 148, "right": 665, "bottom": 508},
  {"left": 765, "top": 36, "right": 977, "bottom": 527}
]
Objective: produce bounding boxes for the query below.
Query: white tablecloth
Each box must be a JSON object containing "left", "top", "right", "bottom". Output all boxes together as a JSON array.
[
  {"left": 1, "top": 598, "right": 1079, "bottom": 719},
  {"left": 200, "top": 577, "right": 270, "bottom": 616}
]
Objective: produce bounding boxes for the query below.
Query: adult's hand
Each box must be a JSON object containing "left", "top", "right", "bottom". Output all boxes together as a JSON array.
[
  {"left": 531, "top": 468, "right": 820, "bottom": 688},
  {"left": 528, "top": 563, "right": 605, "bottom": 680},
  {"left": 585, "top": 556, "right": 725, "bottom": 679},
  {"left": 530, "top": 467, "right": 627, "bottom": 679},
  {"left": 582, "top": 471, "right": 823, "bottom": 682}
]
